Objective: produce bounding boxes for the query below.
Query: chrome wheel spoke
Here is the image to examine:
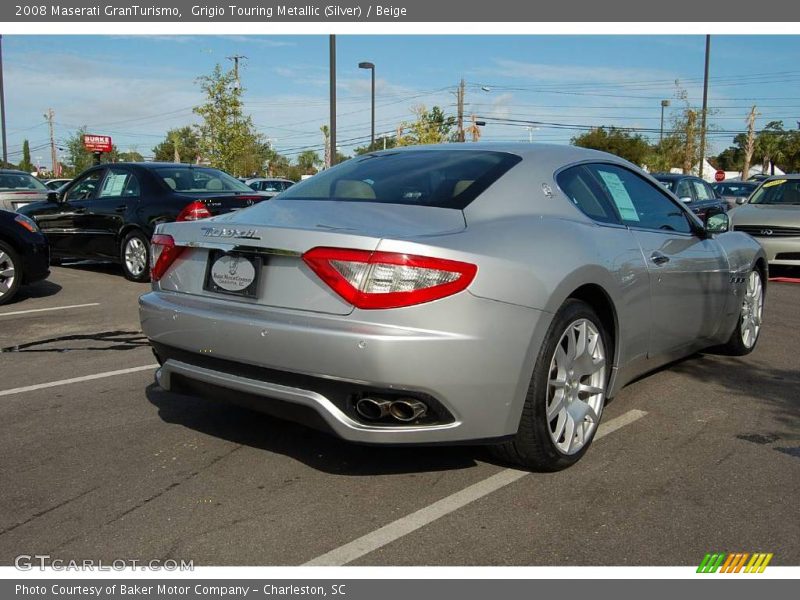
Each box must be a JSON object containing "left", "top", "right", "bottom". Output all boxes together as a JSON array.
[
  {"left": 546, "top": 317, "right": 607, "bottom": 455},
  {"left": 547, "top": 389, "right": 566, "bottom": 420}
]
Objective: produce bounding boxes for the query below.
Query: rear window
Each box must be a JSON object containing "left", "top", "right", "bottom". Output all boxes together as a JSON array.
[
  {"left": 275, "top": 150, "right": 521, "bottom": 209},
  {"left": 154, "top": 167, "right": 252, "bottom": 193},
  {"left": 0, "top": 173, "right": 47, "bottom": 191}
]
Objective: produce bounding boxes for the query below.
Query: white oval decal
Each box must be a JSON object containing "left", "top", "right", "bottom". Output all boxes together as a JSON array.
[{"left": 210, "top": 255, "right": 256, "bottom": 292}]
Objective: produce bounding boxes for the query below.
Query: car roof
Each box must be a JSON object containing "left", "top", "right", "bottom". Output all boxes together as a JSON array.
[
  {"left": 650, "top": 172, "right": 696, "bottom": 180},
  {"left": 0, "top": 169, "right": 36, "bottom": 175}
]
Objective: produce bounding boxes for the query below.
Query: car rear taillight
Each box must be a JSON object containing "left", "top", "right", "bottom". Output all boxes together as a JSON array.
[
  {"left": 302, "top": 247, "right": 477, "bottom": 309},
  {"left": 176, "top": 200, "right": 212, "bottom": 222},
  {"left": 150, "top": 234, "right": 185, "bottom": 282}
]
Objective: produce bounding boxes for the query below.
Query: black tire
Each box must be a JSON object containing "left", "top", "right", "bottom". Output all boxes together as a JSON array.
[
  {"left": 0, "top": 240, "right": 22, "bottom": 306},
  {"left": 716, "top": 267, "right": 765, "bottom": 356},
  {"left": 489, "top": 299, "right": 611, "bottom": 471},
  {"left": 120, "top": 230, "right": 151, "bottom": 283}
]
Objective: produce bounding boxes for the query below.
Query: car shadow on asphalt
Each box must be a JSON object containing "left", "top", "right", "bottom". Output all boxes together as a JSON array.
[
  {"left": 659, "top": 351, "right": 800, "bottom": 434},
  {"left": 5, "top": 279, "right": 62, "bottom": 304},
  {"left": 145, "top": 383, "right": 487, "bottom": 475}
]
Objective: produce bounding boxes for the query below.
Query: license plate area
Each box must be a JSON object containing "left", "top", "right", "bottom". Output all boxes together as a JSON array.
[{"left": 203, "top": 250, "right": 261, "bottom": 298}]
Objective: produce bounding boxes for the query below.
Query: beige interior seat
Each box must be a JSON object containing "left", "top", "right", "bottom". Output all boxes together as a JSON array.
[
  {"left": 205, "top": 178, "right": 223, "bottom": 191},
  {"left": 452, "top": 180, "right": 474, "bottom": 196},
  {"left": 334, "top": 180, "right": 375, "bottom": 199}
]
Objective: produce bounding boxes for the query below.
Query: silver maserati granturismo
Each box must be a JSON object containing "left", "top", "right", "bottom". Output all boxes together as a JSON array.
[{"left": 139, "top": 144, "right": 766, "bottom": 470}]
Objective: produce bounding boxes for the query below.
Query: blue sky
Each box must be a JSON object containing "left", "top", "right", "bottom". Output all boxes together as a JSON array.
[{"left": 4, "top": 34, "right": 800, "bottom": 169}]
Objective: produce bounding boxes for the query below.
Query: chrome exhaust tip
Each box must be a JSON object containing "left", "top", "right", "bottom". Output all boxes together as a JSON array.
[
  {"left": 388, "top": 399, "right": 428, "bottom": 422},
  {"left": 355, "top": 397, "right": 392, "bottom": 420}
]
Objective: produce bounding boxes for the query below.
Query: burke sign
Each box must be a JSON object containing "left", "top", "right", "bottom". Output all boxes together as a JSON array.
[{"left": 83, "top": 134, "right": 113, "bottom": 153}]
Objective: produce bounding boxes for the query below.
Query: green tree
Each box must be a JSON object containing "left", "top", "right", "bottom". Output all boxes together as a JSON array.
[
  {"left": 397, "top": 105, "right": 455, "bottom": 146},
  {"left": 713, "top": 146, "right": 744, "bottom": 172},
  {"left": 296, "top": 150, "right": 321, "bottom": 175},
  {"left": 193, "top": 63, "right": 267, "bottom": 176},
  {"left": 153, "top": 127, "right": 201, "bottom": 163},
  {"left": 117, "top": 151, "right": 144, "bottom": 162},
  {"left": 756, "top": 121, "right": 786, "bottom": 175},
  {"left": 354, "top": 136, "right": 397, "bottom": 155},
  {"left": 18, "top": 140, "right": 34, "bottom": 173},
  {"left": 64, "top": 126, "right": 95, "bottom": 176},
  {"left": 571, "top": 127, "right": 652, "bottom": 166}
]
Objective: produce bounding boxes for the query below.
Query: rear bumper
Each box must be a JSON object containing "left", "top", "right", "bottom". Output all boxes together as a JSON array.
[{"left": 139, "top": 289, "right": 550, "bottom": 444}]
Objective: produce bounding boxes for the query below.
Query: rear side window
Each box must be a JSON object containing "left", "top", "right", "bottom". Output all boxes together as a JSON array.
[
  {"left": 556, "top": 165, "right": 621, "bottom": 224},
  {"left": 155, "top": 167, "right": 252, "bottom": 193},
  {"left": 275, "top": 150, "right": 521, "bottom": 209},
  {"left": 692, "top": 180, "right": 714, "bottom": 201}
]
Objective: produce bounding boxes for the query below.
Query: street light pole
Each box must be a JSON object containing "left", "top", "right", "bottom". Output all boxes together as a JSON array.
[
  {"left": 358, "top": 61, "right": 375, "bottom": 149},
  {"left": 329, "top": 35, "right": 337, "bottom": 167},
  {"left": 0, "top": 35, "right": 7, "bottom": 168},
  {"left": 698, "top": 34, "right": 711, "bottom": 179},
  {"left": 660, "top": 99, "right": 670, "bottom": 144}
]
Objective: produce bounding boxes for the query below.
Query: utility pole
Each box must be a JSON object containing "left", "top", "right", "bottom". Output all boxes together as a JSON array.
[
  {"left": 329, "top": 35, "right": 337, "bottom": 166},
  {"left": 226, "top": 54, "right": 247, "bottom": 88},
  {"left": 660, "top": 99, "right": 670, "bottom": 144},
  {"left": 45, "top": 108, "right": 59, "bottom": 177},
  {"left": 742, "top": 106, "right": 758, "bottom": 180},
  {"left": 0, "top": 35, "right": 7, "bottom": 167},
  {"left": 455, "top": 78, "right": 465, "bottom": 143},
  {"left": 698, "top": 34, "right": 711, "bottom": 179}
]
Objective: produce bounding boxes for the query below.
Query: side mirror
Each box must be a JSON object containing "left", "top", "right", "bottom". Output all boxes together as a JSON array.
[
  {"left": 47, "top": 191, "right": 61, "bottom": 203},
  {"left": 705, "top": 208, "right": 729, "bottom": 234},
  {"left": 736, "top": 197, "right": 747, "bottom": 205},
  {"left": 680, "top": 196, "right": 692, "bottom": 203}
]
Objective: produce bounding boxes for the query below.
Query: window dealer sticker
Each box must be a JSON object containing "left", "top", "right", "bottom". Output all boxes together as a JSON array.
[
  {"left": 762, "top": 179, "right": 786, "bottom": 188},
  {"left": 210, "top": 254, "right": 256, "bottom": 292},
  {"left": 597, "top": 170, "right": 640, "bottom": 222}
]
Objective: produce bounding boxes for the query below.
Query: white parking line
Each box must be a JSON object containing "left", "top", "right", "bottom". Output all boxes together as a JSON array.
[
  {"left": 0, "top": 365, "right": 158, "bottom": 397},
  {"left": 304, "top": 409, "right": 648, "bottom": 566},
  {"left": 0, "top": 303, "right": 100, "bottom": 317}
]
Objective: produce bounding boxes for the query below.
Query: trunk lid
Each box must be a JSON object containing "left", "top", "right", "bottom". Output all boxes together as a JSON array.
[
  {"left": 157, "top": 200, "right": 466, "bottom": 315},
  {"left": 173, "top": 192, "right": 269, "bottom": 217}
]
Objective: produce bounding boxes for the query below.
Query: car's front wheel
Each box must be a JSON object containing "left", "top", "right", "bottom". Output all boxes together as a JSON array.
[
  {"left": 718, "top": 267, "right": 765, "bottom": 356},
  {"left": 0, "top": 241, "right": 22, "bottom": 306},
  {"left": 120, "top": 230, "right": 151, "bottom": 283},
  {"left": 491, "top": 299, "right": 610, "bottom": 471}
]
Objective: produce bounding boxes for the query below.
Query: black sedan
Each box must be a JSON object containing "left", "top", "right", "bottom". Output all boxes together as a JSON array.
[
  {"left": 18, "top": 163, "right": 268, "bottom": 282},
  {"left": 0, "top": 209, "right": 50, "bottom": 305},
  {"left": 651, "top": 173, "right": 728, "bottom": 219}
]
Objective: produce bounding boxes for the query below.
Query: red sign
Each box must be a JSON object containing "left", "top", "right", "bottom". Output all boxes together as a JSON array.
[
  {"left": 83, "top": 134, "right": 113, "bottom": 153},
  {"left": 714, "top": 170, "right": 726, "bottom": 182}
]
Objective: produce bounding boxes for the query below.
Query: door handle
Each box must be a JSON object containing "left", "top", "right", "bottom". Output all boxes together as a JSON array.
[
  {"left": 650, "top": 251, "right": 670, "bottom": 265},
  {"left": 115, "top": 205, "right": 127, "bottom": 213}
]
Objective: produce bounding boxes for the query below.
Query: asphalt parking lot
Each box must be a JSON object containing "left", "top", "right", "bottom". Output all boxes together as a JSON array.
[{"left": 1, "top": 262, "right": 799, "bottom": 567}]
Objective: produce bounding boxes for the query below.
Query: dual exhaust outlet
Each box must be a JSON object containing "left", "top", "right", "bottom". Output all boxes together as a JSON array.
[{"left": 355, "top": 397, "right": 428, "bottom": 423}]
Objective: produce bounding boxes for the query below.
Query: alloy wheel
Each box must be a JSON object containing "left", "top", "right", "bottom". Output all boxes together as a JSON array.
[
  {"left": 124, "top": 237, "right": 147, "bottom": 277},
  {"left": 0, "top": 250, "right": 16, "bottom": 299},
  {"left": 741, "top": 271, "right": 763, "bottom": 349},
  {"left": 546, "top": 318, "right": 607, "bottom": 455}
]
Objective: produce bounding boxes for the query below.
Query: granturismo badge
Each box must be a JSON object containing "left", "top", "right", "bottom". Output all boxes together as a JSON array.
[{"left": 201, "top": 227, "right": 260, "bottom": 240}]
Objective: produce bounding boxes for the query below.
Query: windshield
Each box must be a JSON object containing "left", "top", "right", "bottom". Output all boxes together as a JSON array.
[
  {"left": 275, "top": 150, "right": 522, "bottom": 209},
  {"left": 749, "top": 179, "right": 800, "bottom": 205},
  {"left": 154, "top": 167, "right": 253, "bottom": 193},
  {"left": 0, "top": 173, "right": 48, "bottom": 191}
]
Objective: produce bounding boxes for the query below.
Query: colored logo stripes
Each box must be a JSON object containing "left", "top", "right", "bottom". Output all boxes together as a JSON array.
[{"left": 697, "top": 552, "right": 773, "bottom": 573}]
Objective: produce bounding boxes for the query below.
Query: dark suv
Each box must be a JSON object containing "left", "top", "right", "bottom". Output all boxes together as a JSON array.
[
  {"left": 651, "top": 173, "right": 728, "bottom": 220},
  {"left": 18, "top": 163, "right": 267, "bottom": 282}
]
